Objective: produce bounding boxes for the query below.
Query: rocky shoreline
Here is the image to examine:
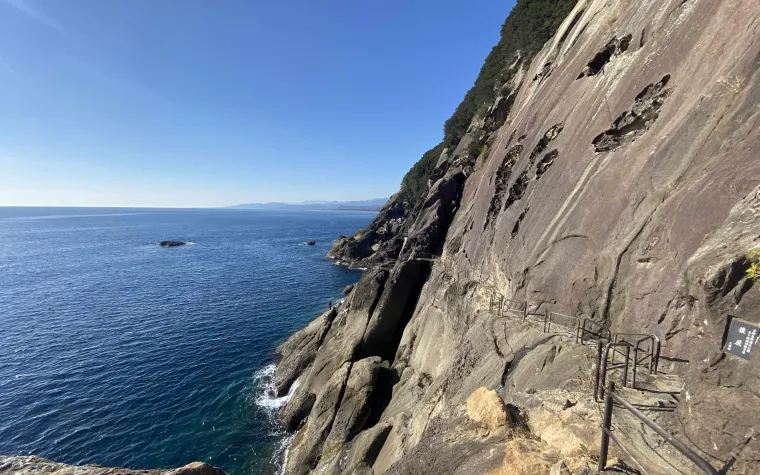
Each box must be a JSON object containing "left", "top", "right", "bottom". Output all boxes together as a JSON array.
[{"left": 0, "top": 457, "right": 228, "bottom": 475}]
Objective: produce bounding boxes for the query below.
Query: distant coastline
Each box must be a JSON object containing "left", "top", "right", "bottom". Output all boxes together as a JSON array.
[{"left": 226, "top": 197, "right": 388, "bottom": 212}]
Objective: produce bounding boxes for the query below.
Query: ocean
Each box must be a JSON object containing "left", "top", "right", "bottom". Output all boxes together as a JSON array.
[{"left": 0, "top": 207, "right": 372, "bottom": 474}]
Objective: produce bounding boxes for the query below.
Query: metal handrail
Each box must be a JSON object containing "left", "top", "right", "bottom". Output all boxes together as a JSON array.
[
  {"left": 523, "top": 307, "right": 544, "bottom": 322},
  {"left": 629, "top": 333, "right": 661, "bottom": 373},
  {"left": 414, "top": 252, "right": 439, "bottom": 261},
  {"left": 577, "top": 317, "right": 612, "bottom": 344},
  {"left": 599, "top": 382, "right": 719, "bottom": 475},
  {"left": 595, "top": 341, "right": 632, "bottom": 401},
  {"left": 544, "top": 310, "right": 581, "bottom": 335},
  {"left": 613, "top": 333, "right": 661, "bottom": 388},
  {"left": 632, "top": 335, "right": 660, "bottom": 388}
]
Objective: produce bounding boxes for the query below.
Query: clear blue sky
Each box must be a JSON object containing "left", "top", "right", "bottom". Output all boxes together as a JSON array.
[{"left": 0, "top": 0, "right": 515, "bottom": 207}]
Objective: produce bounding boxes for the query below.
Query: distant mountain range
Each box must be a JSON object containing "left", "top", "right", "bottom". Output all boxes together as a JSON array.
[{"left": 226, "top": 198, "right": 388, "bottom": 211}]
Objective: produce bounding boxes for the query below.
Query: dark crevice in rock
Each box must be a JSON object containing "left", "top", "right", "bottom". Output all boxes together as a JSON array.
[
  {"left": 506, "top": 404, "right": 530, "bottom": 432},
  {"left": 570, "top": 21, "right": 591, "bottom": 49},
  {"left": 535, "top": 150, "right": 559, "bottom": 180},
  {"left": 485, "top": 145, "right": 523, "bottom": 229},
  {"left": 512, "top": 208, "right": 529, "bottom": 238},
  {"left": 640, "top": 27, "right": 648, "bottom": 48},
  {"left": 386, "top": 264, "right": 431, "bottom": 364},
  {"left": 486, "top": 94, "right": 517, "bottom": 132},
  {"left": 507, "top": 129, "right": 517, "bottom": 147},
  {"left": 557, "top": 8, "right": 585, "bottom": 50},
  {"left": 363, "top": 365, "right": 396, "bottom": 429},
  {"left": 533, "top": 62, "right": 553, "bottom": 83},
  {"left": 713, "top": 256, "right": 750, "bottom": 298},
  {"left": 283, "top": 393, "right": 316, "bottom": 432},
  {"left": 707, "top": 256, "right": 756, "bottom": 307},
  {"left": 593, "top": 74, "right": 673, "bottom": 152},
  {"left": 529, "top": 124, "right": 564, "bottom": 165},
  {"left": 504, "top": 169, "right": 530, "bottom": 210},
  {"left": 501, "top": 335, "right": 557, "bottom": 386},
  {"left": 577, "top": 34, "right": 632, "bottom": 79}
]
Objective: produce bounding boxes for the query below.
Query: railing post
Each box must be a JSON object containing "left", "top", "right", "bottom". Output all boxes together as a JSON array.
[
  {"left": 622, "top": 344, "right": 630, "bottom": 387},
  {"left": 598, "top": 381, "right": 615, "bottom": 472},
  {"left": 653, "top": 338, "right": 661, "bottom": 374},
  {"left": 594, "top": 340, "right": 602, "bottom": 400},
  {"left": 632, "top": 344, "right": 639, "bottom": 389}
]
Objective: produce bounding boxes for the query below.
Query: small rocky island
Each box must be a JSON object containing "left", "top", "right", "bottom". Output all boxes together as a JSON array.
[
  {"left": 306, "top": 240, "right": 316, "bottom": 245},
  {"left": 159, "top": 240, "right": 189, "bottom": 247}
]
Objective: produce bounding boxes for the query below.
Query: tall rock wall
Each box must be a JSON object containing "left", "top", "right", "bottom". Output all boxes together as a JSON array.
[{"left": 276, "top": 0, "right": 760, "bottom": 473}]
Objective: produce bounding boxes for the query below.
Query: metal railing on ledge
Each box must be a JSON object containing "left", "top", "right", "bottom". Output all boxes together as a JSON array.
[
  {"left": 577, "top": 317, "right": 612, "bottom": 345},
  {"left": 484, "top": 286, "right": 614, "bottom": 345},
  {"left": 594, "top": 333, "right": 663, "bottom": 401},
  {"left": 412, "top": 252, "right": 440, "bottom": 262},
  {"left": 595, "top": 341, "right": 632, "bottom": 401},
  {"left": 599, "top": 382, "right": 719, "bottom": 475}
]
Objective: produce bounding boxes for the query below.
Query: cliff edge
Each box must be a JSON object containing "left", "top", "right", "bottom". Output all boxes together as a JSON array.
[{"left": 276, "top": 0, "right": 760, "bottom": 474}]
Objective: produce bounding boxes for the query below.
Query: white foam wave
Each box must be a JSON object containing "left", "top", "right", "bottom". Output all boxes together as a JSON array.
[
  {"left": 253, "top": 364, "right": 300, "bottom": 412},
  {"left": 274, "top": 432, "right": 297, "bottom": 475}
]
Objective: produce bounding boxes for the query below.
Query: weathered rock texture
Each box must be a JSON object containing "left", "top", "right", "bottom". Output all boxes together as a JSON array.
[
  {"left": 280, "top": 0, "right": 760, "bottom": 473},
  {"left": 0, "top": 457, "right": 227, "bottom": 475}
]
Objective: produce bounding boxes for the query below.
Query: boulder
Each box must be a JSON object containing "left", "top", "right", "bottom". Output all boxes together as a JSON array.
[
  {"left": 159, "top": 240, "right": 188, "bottom": 247},
  {"left": 306, "top": 240, "right": 316, "bottom": 245},
  {"left": 342, "top": 284, "right": 355, "bottom": 295},
  {"left": 466, "top": 387, "right": 509, "bottom": 433},
  {"left": 173, "top": 463, "right": 228, "bottom": 475}
]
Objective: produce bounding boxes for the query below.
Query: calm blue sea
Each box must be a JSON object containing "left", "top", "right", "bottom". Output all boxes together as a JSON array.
[{"left": 0, "top": 207, "right": 372, "bottom": 474}]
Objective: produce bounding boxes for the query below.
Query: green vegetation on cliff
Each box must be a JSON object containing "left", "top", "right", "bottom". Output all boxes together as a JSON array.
[
  {"left": 399, "top": 0, "right": 577, "bottom": 207},
  {"left": 400, "top": 144, "right": 446, "bottom": 207}
]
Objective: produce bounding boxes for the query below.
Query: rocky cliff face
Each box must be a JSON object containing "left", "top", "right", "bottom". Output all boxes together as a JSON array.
[{"left": 276, "top": 0, "right": 760, "bottom": 474}]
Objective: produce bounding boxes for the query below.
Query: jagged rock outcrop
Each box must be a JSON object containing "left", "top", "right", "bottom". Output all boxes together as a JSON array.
[
  {"left": 0, "top": 457, "right": 227, "bottom": 475},
  {"left": 277, "top": 268, "right": 389, "bottom": 430},
  {"left": 280, "top": 0, "right": 760, "bottom": 473},
  {"left": 274, "top": 308, "right": 337, "bottom": 397},
  {"left": 284, "top": 357, "right": 384, "bottom": 475},
  {"left": 327, "top": 194, "right": 407, "bottom": 268}
]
